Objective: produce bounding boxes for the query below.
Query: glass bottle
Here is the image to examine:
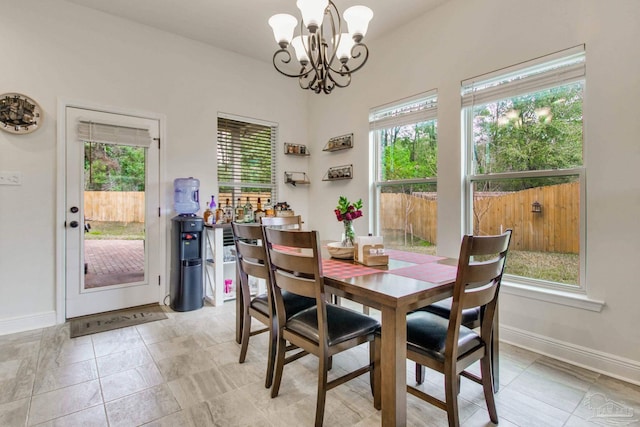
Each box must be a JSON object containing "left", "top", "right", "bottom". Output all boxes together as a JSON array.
[
  {"left": 254, "top": 197, "right": 265, "bottom": 222},
  {"left": 264, "top": 198, "right": 274, "bottom": 217},
  {"left": 243, "top": 196, "right": 253, "bottom": 223},
  {"left": 203, "top": 195, "right": 214, "bottom": 225},
  {"left": 223, "top": 198, "right": 234, "bottom": 223},
  {"left": 215, "top": 200, "right": 225, "bottom": 224},
  {"left": 235, "top": 197, "right": 244, "bottom": 222}
]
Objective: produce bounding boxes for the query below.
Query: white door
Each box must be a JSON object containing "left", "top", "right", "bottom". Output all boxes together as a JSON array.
[{"left": 65, "top": 107, "right": 161, "bottom": 318}]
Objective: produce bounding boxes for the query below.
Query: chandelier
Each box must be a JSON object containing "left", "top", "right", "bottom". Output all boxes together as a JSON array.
[{"left": 268, "top": 0, "right": 373, "bottom": 94}]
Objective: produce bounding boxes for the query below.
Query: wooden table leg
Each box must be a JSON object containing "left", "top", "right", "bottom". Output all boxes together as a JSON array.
[{"left": 380, "top": 306, "right": 407, "bottom": 427}]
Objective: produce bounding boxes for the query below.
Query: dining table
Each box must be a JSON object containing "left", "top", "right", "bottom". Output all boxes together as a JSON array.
[
  {"left": 235, "top": 244, "right": 500, "bottom": 427},
  {"left": 322, "top": 249, "right": 460, "bottom": 426}
]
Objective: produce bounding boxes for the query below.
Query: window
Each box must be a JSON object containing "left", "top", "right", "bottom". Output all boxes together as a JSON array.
[
  {"left": 370, "top": 91, "right": 438, "bottom": 253},
  {"left": 462, "top": 46, "right": 585, "bottom": 289},
  {"left": 217, "top": 114, "right": 277, "bottom": 211}
]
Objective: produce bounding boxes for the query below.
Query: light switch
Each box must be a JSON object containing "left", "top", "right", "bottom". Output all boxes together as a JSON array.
[{"left": 0, "top": 171, "right": 22, "bottom": 185}]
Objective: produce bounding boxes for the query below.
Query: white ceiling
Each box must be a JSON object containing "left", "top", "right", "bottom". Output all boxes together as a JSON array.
[{"left": 64, "top": 0, "right": 449, "bottom": 63}]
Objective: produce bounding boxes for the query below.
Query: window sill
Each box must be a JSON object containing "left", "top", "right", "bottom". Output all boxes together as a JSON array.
[{"left": 502, "top": 281, "right": 605, "bottom": 312}]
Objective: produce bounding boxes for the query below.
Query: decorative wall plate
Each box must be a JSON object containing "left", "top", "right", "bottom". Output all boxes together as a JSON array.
[{"left": 0, "top": 93, "right": 43, "bottom": 134}]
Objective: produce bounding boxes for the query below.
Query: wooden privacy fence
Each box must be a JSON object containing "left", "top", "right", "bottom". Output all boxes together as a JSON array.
[
  {"left": 85, "top": 191, "right": 145, "bottom": 222},
  {"left": 380, "top": 182, "right": 579, "bottom": 254},
  {"left": 84, "top": 191, "right": 273, "bottom": 223}
]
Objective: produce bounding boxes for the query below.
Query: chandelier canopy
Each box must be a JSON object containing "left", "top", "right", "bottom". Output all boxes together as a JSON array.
[{"left": 268, "top": 0, "right": 373, "bottom": 94}]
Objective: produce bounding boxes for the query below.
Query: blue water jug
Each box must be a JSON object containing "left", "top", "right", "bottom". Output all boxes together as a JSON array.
[{"left": 174, "top": 177, "right": 200, "bottom": 215}]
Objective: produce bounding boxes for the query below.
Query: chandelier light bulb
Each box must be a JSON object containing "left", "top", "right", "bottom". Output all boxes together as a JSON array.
[
  {"left": 343, "top": 5, "right": 373, "bottom": 42},
  {"left": 268, "top": 14, "right": 298, "bottom": 47},
  {"left": 296, "top": 0, "right": 328, "bottom": 32},
  {"left": 291, "top": 35, "right": 310, "bottom": 64},
  {"left": 334, "top": 33, "right": 354, "bottom": 62}
]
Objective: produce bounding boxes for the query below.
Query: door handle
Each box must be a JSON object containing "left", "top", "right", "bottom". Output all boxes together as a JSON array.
[{"left": 69, "top": 221, "right": 79, "bottom": 228}]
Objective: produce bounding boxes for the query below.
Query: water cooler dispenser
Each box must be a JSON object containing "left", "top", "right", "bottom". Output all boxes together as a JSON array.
[
  {"left": 170, "top": 216, "right": 204, "bottom": 311},
  {"left": 170, "top": 177, "right": 204, "bottom": 312}
]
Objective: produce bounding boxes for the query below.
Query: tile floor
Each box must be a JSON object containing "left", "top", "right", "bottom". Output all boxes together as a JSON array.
[{"left": 0, "top": 301, "right": 638, "bottom": 426}]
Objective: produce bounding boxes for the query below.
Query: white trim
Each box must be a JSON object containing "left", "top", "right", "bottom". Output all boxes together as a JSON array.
[
  {"left": 0, "top": 311, "right": 56, "bottom": 336},
  {"left": 502, "top": 280, "right": 604, "bottom": 312},
  {"left": 501, "top": 324, "right": 640, "bottom": 387},
  {"left": 56, "top": 98, "right": 167, "bottom": 324}
]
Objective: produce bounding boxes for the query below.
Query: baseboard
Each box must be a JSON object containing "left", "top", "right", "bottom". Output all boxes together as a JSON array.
[
  {"left": 501, "top": 324, "right": 640, "bottom": 386},
  {"left": 0, "top": 311, "right": 58, "bottom": 336}
]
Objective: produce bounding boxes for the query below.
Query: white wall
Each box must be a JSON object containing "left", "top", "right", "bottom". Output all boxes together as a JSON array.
[
  {"left": 306, "top": 0, "right": 640, "bottom": 382},
  {"left": 0, "top": 1, "right": 308, "bottom": 330}
]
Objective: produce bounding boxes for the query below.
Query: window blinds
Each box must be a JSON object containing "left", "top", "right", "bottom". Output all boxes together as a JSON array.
[
  {"left": 77, "top": 120, "right": 152, "bottom": 148},
  {"left": 369, "top": 90, "right": 438, "bottom": 130},
  {"left": 217, "top": 115, "right": 277, "bottom": 192},
  {"left": 461, "top": 45, "right": 586, "bottom": 108}
]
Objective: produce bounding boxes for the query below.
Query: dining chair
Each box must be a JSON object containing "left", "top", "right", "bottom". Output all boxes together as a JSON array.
[
  {"left": 414, "top": 231, "right": 512, "bottom": 385},
  {"left": 231, "top": 222, "right": 315, "bottom": 388},
  {"left": 263, "top": 227, "right": 380, "bottom": 427},
  {"left": 414, "top": 300, "right": 481, "bottom": 384},
  {"left": 260, "top": 215, "right": 302, "bottom": 229},
  {"left": 374, "top": 230, "right": 511, "bottom": 427}
]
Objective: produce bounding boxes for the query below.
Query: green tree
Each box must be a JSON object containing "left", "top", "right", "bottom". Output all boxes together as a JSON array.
[
  {"left": 472, "top": 83, "right": 583, "bottom": 191},
  {"left": 85, "top": 142, "right": 146, "bottom": 191},
  {"left": 381, "top": 121, "right": 437, "bottom": 180}
]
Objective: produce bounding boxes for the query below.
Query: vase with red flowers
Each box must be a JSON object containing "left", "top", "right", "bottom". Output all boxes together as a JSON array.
[{"left": 334, "top": 196, "right": 363, "bottom": 247}]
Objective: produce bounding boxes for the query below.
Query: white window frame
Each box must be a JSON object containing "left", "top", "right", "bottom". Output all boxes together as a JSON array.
[
  {"left": 369, "top": 90, "right": 438, "bottom": 237},
  {"left": 462, "top": 46, "right": 588, "bottom": 294}
]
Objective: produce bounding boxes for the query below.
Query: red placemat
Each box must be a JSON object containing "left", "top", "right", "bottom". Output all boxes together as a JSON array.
[
  {"left": 322, "top": 258, "right": 380, "bottom": 279},
  {"left": 385, "top": 249, "right": 446, "bottom": 264},
  {"left": 386, "top": 263, "right": 457, "bottom": 284}
]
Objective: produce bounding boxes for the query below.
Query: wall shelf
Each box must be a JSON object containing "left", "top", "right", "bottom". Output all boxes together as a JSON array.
[
  {"left": 284, "top": 142, "right": 310, "bottom": 156},
  {"left": 323, "top": 133, "right": 353, "bottom": 152},
  {"left": 322, "top": 164, "right": 353, "bottom": 181},
  {"left": 284, "top": 171, "right": 310, "bottom": 186}
]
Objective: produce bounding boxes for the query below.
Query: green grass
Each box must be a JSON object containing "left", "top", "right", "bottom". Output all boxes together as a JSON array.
[{"left": 85, "top": 221, "right": 145, "bottom": 240}]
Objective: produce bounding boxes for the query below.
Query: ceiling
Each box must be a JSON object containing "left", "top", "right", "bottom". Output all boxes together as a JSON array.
[{"left": 65, "top": 0, "right": 449, "bottom": 64}]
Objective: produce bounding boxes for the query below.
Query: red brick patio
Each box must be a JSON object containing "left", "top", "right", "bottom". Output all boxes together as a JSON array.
[{"left": 84, "top": 240, "right": 145, "bottom": 288}]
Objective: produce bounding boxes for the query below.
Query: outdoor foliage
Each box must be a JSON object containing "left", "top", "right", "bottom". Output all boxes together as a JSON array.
[
  {"left": 84, "top": 142, "right": 146, "bottom": 191},
  {"left": 379, "top": 121, "right": 437, "bottom": 180},
  {"left": 472, "top": 83, "right": 584, "bottom": 191},
  {"left": 378, "top": 84, "right": 583, "bottom": 188}
]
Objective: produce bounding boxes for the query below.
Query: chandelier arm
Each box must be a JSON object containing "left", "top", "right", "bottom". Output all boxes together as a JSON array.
[
  {"left": 326, "top": 67, "right": 351, "bottom": 89},
  {"left": 272, "top": 49, "right": 313, "bottom": 79},
  {"left": 324, "top": 2, "right": 341, "bottom": 72},
  {"left": 326, "top": 43, "right": 369, "bottom": 75}
]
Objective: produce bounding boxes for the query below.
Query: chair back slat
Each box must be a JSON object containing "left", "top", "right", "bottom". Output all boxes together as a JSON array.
[
  {"left": 269, "top": 249, "right": 317, "bottom": 276},
  {"left": 264, "top": 225, "right": 311, "bottom": 248},
  {"left": 241, "top": 258, "right": 269, "bottom": 281},
  {"left": 261, "top": 215, "right": 302, "bottom": 230},
  {"left": 468, "top": 233, "right": 511, "bottom": 256},
  {"left": 274, "top": 270, "right": 318, "bottom": 298},
  {"left": 237, "top": 240, "right": 265, "bottom": 262},
  {"left": 461, "top": 280, "right": 499, "bottom": 309}
]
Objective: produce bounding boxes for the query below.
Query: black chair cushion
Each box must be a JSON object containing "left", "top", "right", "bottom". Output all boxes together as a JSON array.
[
  {"left": 286, "top": 304, "right": 380, "bottom": 347},
  {"left": 251, "top": 291, "right": 315, "bottom": 318},
  {"left": 405, "top": 311, "right": 482, "bottom": 362},
  {"left": 418, "top": 298, "right": 480, "bottom": 328}
]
